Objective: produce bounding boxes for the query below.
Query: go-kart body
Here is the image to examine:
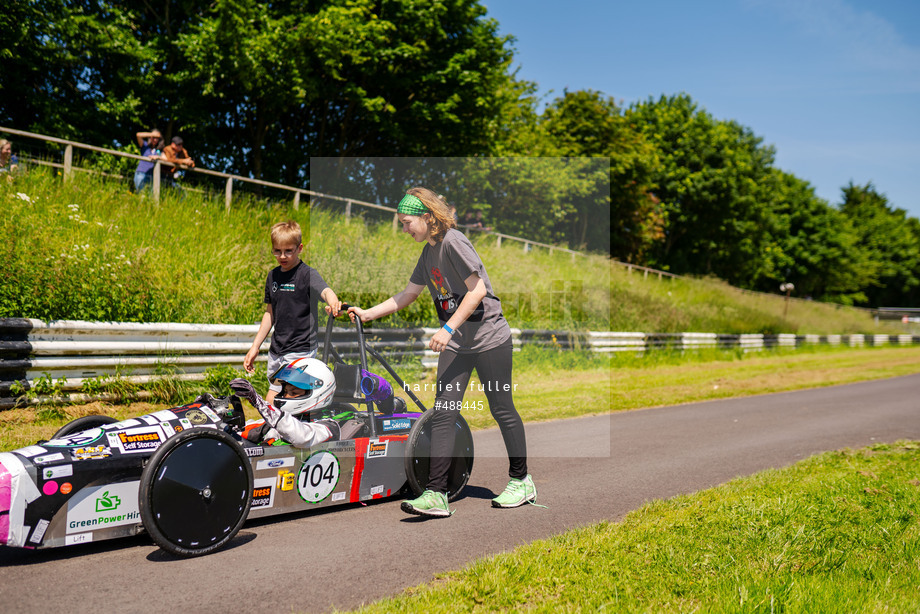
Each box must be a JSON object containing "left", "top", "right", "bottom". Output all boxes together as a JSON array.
[
  {"left": 0, "top": 401, "right": 419, "bottom": 550},
  {"left": 1, "top": 313, "right": 472, "bottom": 556}
]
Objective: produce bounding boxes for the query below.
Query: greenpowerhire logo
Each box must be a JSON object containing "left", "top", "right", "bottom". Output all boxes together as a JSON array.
[
  {"left": 95, "top": 491, "right": 121, "bottom": 513},
  {"left": 66, "top": 481, "right": 141, "bottom": 534}
]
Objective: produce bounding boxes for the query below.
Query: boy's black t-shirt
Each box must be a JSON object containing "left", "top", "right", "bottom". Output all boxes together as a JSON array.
[{"left": 264, "top": 261, "right": 329, "bottom": 355}]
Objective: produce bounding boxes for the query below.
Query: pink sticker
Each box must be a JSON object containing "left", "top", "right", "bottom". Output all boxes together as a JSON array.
[{"left": 43, "top": 481, "right": 59, "bottom": 496}]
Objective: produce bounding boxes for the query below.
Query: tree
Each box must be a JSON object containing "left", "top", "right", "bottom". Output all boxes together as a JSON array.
[
  {"left": 629, "top": 94, "right": 778, "bottom": 284},
  {"left": 754, "top": 170, "right": 871, "bottom": 304},
  {"left": 0, "top": 0, "right": 158, "bottom": 144},
  {"left": 839, "top": 182, "right": 920, "bottom": 307},
  {"left": 538, "top": 90, "right": 660, "bottom": 257}
]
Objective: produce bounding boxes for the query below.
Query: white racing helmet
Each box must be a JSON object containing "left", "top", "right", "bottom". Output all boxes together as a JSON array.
[{"left": 271, "top": 357, "right": 335, "bottom": 416}]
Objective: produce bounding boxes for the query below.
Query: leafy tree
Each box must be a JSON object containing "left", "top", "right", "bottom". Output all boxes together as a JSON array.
[
  {"left": 629, "top": 94, "right": 778, "bottom": 284},
  {"left": 0, "top": 0, "right": 157, "bottom": 144},
  {"left": 175, "top": 0, "right": 525, "bottom": 184},
  {"left": 2, "top": 0, "right": 524, "bottom": 186},
  {"left": 755, "top": 170, "right": 871, "bottom": 304},
  {"left": 839, "top": 182, "right": 920, "bottom": 307},
  {"left": 538, "top": 90, "right": 660, "bottom": 257}
]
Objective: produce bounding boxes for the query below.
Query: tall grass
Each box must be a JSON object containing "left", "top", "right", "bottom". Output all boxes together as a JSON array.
[{"left": 0, "top": 168, "right": 902, "bottom": 334}]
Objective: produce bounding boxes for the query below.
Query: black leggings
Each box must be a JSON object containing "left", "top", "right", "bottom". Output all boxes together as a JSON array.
[{"left": 427, "top": 337, "right": 528, "bottom": 492}]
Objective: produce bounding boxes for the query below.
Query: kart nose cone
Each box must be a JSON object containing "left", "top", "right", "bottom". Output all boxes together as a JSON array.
[{"left": 0, "top": 457, "right": 12, "bottom": 545}]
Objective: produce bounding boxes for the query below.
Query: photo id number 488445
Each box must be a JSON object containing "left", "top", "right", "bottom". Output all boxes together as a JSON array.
[{"left": 434, "top": 400, "right": 484, "bottom": 411}]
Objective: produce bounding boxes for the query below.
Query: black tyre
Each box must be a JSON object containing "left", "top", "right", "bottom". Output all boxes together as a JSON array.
[
  {"left": 52, "top": 414, "right": 119, "bottom": 439},
  {"left": 404, "top": 410, "right": 474, "bottom": 502},
  {"left": 139, "top": 427, "right": 253, "bottom": 557}
]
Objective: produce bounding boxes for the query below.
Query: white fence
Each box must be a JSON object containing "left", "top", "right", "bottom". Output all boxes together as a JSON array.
[{"left": 2, "top": 318, "right": 917, "bottom": 409}]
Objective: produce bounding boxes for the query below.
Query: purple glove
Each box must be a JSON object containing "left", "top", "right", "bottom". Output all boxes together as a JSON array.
[{"left": 230, "top": 378, "right": 282, "bottom": 428}]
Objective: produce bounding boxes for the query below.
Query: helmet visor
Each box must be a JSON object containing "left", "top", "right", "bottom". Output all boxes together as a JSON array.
[{"left": 271, "top": 359, "right": 325, "bottom": 390}]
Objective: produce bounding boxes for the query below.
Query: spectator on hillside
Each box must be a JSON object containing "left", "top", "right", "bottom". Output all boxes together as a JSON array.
[
  {"left": 133, "top": 129, "right": 163, "bottom": 192},
  {"left": 473, "top": 210, "right": 492, "bottom": 232},
  {"left": 161, "top": 136, "right": 195, "bottom": 188},
  {"left": 461, "top": 209, "right": 491, "bottom": 232},
  {"left": 1, "top": 139, "right": 20, "bottom": 180}
]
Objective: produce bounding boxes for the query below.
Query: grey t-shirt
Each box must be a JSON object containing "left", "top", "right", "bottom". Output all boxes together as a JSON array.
[{"left": 410, "top": 229, "right": 510, "bottom": 353}]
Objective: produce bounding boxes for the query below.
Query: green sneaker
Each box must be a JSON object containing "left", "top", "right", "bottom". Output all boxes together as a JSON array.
[
  {"left": 401, "top": 489, "right": 452, "bottom": 517},
  {"left": 491, "top": 475, "right": 537, "bottom": 508}
]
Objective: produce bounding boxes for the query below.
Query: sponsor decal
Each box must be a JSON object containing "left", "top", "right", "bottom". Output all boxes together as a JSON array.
[
  {"left": 71, "top": 445, "right": 111, "bottom": 461},
  {"left": 256, "top": 457, "right": 294, "bottom": 471},
  {"left": 29, "top": 519, "right": 50, "bottom": 544},
  {"left": 151, "top": 409, "right": 180, "bottom": 422},
  {"left": 184, "top": 408, "right": 209, "bottom": 425},
  {"left": 95, "top": 490, "right": 120, "bottom": 512},
  {"left": 43, "top": 465, "right": 73, "bottom": 480},
  {"left": 108, "top": 419, "right": 140, "bottom": 430},
  {"left": 332, "top": 492, "right": 346, "bottom": 502},
  {"left": 61, "top": 482, "right": 73, "bottom": 495},
  {"left": 381, "top": 418, "right": 411, "bottom": 432},
  {"left": 277, "top": 470, "right": 295, "bottom": 491},
  {"left": 251, "top": 478, "right": 275, "bottom": 509},
  {"left": 15, "top": 445, "right": 47, "bottom": 458},
  {"left": 245, "top": 446, "right": 265, "bottom": 458},
  {"left": 107, "top": 426, "right": 165, "bottom": 454},
  {"left": 159, "top": 422, "right": 176, "bottom": 438},
  {"left": 199, "top": 406, "right": 221, "bottom": 423},
  {"left": 34, "top": 453, "right": 65, "bottom": 464},
  {"left": 66, "top": 533, "right": 93, "bottom": 546},
  {"left": 43, "top": 481, "right": 58, "bottom": 496},
  {"left": 44, "top": 428, "right": 107, "bottom": 448},
  {"left": 140, "top": 414, "right": 160, "bottom": 426},
  {"left": 297, "top": 451, "right": 340, "bottom": 503},
  {"left": 66, "top": 481, "right": 140, "bottom": 534},
  {"left": 366, "top": 440, "right": 388, "bottom": 458},
  {"left": 370, "top": 485, "right": 384, "bottom": 495}
]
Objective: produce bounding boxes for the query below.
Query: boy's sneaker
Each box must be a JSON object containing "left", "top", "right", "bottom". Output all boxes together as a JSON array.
[
  {"left": 401, "top": 489, "right": 452, "bottom": 517},
  {"left": 491, "top": 475, "right": 537, "bottom": 508}
]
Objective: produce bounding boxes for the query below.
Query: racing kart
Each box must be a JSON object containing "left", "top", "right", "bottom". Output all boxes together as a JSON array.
[{"left": 0, "top": 310, "right": 473, "bottom": 557}]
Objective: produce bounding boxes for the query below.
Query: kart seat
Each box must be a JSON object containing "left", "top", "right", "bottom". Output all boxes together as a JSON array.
[{"left": 332, "top": 362, "right": 363, "bottom": 401}]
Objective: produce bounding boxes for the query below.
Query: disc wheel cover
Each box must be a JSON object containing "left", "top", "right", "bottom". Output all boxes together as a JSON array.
[
  {"left": 140, "top": 428, "right": 252, "bottom": 556},
  {"left": 404, "top": 410, "right": 474, "bottom": 502}
]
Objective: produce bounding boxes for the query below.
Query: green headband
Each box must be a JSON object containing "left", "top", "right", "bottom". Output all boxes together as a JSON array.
[{"left": 397, "top": 193, "right": 429, "bottom": 216}]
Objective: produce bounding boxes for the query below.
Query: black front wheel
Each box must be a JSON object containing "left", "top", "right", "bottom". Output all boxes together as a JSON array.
[
  {"left": 139, "top": 428, "right": 253, "bottom": 557},
  {"left": 404, "top": 410, "right": 474, "bottom": 502}
]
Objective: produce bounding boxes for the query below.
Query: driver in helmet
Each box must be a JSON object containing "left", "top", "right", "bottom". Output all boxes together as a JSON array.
[{"left": 230, "top": 357, "right": 339, "bottom": 448}]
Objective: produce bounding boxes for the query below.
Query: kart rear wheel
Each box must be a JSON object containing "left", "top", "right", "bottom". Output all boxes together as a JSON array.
[
  {"left": 404, "top": 410, "right": 474, "bottom": 502},
  {"left": 139, "top": 427, "right": 252, "bottom": 557},
  {"left": 52, "top": 414, "right": 119, "bottom": 439}
]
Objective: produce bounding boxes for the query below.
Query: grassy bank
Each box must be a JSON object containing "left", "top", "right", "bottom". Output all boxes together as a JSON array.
[
  {"left": 353, "top": 441, "right": 920, "bottom": 613},
  {"left": 1, "top": 168, "right": 906, "bottom": 334}
]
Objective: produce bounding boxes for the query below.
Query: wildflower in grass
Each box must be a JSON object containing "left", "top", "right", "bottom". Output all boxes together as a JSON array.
[{"left": 16, "top": 192, "right": 31, "bottom": 202}]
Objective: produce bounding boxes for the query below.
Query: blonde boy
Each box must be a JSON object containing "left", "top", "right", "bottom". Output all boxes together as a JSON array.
[{"left": 244, "top": 221, "right": 341, "bottom": 405}]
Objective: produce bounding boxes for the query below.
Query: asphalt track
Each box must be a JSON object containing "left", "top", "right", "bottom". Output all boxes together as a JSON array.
[{"left": 2, "top": 373, "right": 920, "bottom": 614}]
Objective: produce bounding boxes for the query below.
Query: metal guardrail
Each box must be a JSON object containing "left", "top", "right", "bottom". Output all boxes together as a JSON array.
[{"left": 2, "top": 318, "right": 918, "bottom": 409}]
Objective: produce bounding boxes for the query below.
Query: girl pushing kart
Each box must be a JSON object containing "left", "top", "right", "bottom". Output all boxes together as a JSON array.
[{"left": 348, "top": 187, "right": 536, "bottom": 517}]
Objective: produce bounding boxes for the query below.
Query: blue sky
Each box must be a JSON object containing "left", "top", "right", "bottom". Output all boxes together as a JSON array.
[{"left": 483, "top": 0, "right": 920, "bottom": 220}]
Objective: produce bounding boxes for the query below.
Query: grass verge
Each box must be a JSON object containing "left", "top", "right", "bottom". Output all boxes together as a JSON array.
[
  {"left": 4, "top": 345, "right": 920, "bottom": 451},
  {"left": 353, "top": 441, "right": 920, "bottom": 612}
]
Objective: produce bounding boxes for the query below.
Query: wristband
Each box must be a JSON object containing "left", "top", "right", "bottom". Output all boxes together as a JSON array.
[{"left": 442, "top": 324, "right": 455, "bottom": 335}]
